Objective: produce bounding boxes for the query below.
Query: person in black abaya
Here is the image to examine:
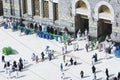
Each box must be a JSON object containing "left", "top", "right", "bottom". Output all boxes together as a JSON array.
[
  {"left": 39, "top": 25, "right": 42, "bottom": 31},
  {"left": 30, "top": 23, "right": 33, "bottom": 29}
]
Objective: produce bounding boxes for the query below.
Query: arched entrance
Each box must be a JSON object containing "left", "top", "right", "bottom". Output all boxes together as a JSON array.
[
  {"left": 75, "top": 14, "right": 89, "bottom": 36},
  {"left": 97, "top": 5, "right": 113, "bottom": 40},
  {"left": 75, "top": 0, "right": 90, "bottom": 37}
]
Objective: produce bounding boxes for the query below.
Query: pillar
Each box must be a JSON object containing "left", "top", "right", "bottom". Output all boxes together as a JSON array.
[
  {"left": 49, "top": 1, "right": 54, "bottom": 20},
  {"left": 27, "top": 0, "right": 33, "bottom": 16},
  {"left": 40, "top": 0, "right": 43, "bottom": 18},
  {"left": 89, "top": 16, "right": 98, "bottom": 38}
]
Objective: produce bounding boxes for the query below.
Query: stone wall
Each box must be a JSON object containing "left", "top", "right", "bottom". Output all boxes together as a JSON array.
[
  {"left": 58, "top": 0, "right": 74, "bottom": 31},
  {"left": 3, "top": 0, "right": 120, "bottom": 41},
  {"left": 3, "top": 0, "right": 21, "bottom": 18}
]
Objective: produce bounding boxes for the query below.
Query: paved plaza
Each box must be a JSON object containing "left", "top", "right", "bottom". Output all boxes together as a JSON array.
[{"left": 0, "top": 26, "right": 120, "bottom": 80}]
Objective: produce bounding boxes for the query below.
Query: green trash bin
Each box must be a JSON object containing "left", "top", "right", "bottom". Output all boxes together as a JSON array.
[{"left": 52, "top": 34, "right": 56, "bottom": 39}]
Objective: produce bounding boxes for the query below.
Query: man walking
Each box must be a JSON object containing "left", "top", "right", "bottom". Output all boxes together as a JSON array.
[
  {"left": 70, "top": 58, "right": 73, "bottom": 65},
  {"left": 105, "top": 68, "right": 109, "bottom": 79},
  {"left": 80, "top": 70, "right": 84, "bottom": 78},
  {"left": 41, "top": 52, "right": 45, "bottom": 61},
  {"left": 2, "top": 55, "right": 5, "bottom": 62},
  {"left": 95, "top": 53, "right": 98, "bottom": 62},
  {"left": 117, "top": 72, "right": 120, "bottom": 80},
  {"left": 92, "top": 65, "right": 96, "bottom": 80},
  {"left": 63, "top": 55, "right": 66, "bottom": 63},
  {"left": 85, "top": 44, "right": 88, "bottom": 52},
  {"left": 2, "top": 55, "right": 5, "bottom": 63},
  {"left": 60, "top": 63, "right": 63, "bottom": 72}
]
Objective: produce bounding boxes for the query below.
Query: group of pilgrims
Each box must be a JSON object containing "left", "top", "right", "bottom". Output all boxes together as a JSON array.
[{"left": 3, "top": 18, "right": 64, "bottom": 36}]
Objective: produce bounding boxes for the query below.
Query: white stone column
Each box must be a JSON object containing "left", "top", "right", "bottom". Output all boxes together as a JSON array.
[
  {"left": 27, "top": 0, "right": 33, "bottom": 16},
  {"left": 20, "top": 0, "right": 23, "bottom": 17},
  {"left": 40, "top": 0, "right": 43, "bottom": 18},
  {"left": 49, "top": 1, "right": 54, "bottom": 20},
  {"left": 14, "top": 0, "right": 21, "bottom": 17}
]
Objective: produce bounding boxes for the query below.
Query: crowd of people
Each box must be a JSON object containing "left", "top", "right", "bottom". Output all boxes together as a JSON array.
[
  {"left": 2, "top": 18, "right": 120, "bottom": 80},
  {"left": 1, "top": 55, "right": 25, "bottom": 79},
  {"left": 31, "top": 46, "right": 55, "bottom": 63},
  {"left": 3, "top": 18, "right": 64, "bottom": 36}
]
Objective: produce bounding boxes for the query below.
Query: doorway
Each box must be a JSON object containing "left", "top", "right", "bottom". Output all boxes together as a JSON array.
[
  {"left": 75, "top": 14, "right": 89, "bottom": 37},
  {"left": 97, "top": 19, "right": 112, "bottom": 41}
]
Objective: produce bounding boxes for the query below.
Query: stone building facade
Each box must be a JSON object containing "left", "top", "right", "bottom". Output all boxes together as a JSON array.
[
  {"left": 0, "top": 0, "right": 3, "bottom": 16},
  {"left": 2, "top": 0, "right": 120, "bottom": 42}
]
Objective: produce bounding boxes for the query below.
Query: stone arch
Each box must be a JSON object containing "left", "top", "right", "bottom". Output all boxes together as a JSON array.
[
  {"left": 75, "top": 1, "right": 87, "bottom": 9},
  {"left": 73, "top": 0, "right": 91, "bottom": 37},
  {"left": 94, "top": 1, "right": 114, "bottom": 22},
  {"left": 72, "top": 0, "right": 91, "bottom": 17}
]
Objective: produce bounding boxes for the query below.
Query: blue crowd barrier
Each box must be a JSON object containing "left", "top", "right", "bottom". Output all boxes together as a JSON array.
[
  {"left": 115, "top": 50, "right": 120, "bottom": 58},
  {"left": 55, "top": 35, "right": 59, "bottom": 41},
  {"left": 4, "top": 23, "right": 8, "bottom": 29},
  {"left": 45, "top": 34, "right": 49, "bottom": 39},
  {"left": 49, "top": 34, "right": 52, "bottom": 40},
  {"left": 37, "top": 31, "right": 53, "bottom": 40},
  {"left": 37, "top": 31, "right": 40, "bottom": 36},
  {"left": 42, "top": 33, "right": 45, "bottom": 38}
]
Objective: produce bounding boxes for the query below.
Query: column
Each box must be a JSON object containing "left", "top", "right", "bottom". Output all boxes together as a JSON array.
[
  {"left": 20, "top": 0, "right": 23, "bottom": 17},
  {"left": 49, "top": 1, "right": 54, "bottom": 20},
  {"left": 27, "top": 0, "right": 33, "bottom": 16},
  {"left": 40, "top": 0, "right": 43, "bottom": 18},
  {"left": 14, "top": 0, "right": 21, "bottom": 17},
  {"left": 111, "top": 21, "right": 116, "bottom": 41},
  {"left": 89, "top": 17, "right": 98, "bottom": 38}
]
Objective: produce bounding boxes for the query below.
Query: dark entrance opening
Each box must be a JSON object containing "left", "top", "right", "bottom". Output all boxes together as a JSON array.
[
  {"left": 97, "top": 19, "right": 112, "bottom": 41},
  {"left": 75, "top": 14, "right": 89, "bottom": 37}
]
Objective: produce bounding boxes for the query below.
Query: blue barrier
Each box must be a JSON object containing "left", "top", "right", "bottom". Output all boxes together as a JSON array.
[
  {"left": 37, "top": 31, "right": 53, "bottom": 40},
  {"left": 37, "top": 31, "right": 40, "bottom": 36},
  {"left": 55, "top": 35, "right": 59, "bottom": 41},
  {"left": 42, "top": 33, "right": 45, "bottom": 38},
  {"left": 115, "top": 50, "right": 120, "bottom": 58},
  {"left": 49, "top": 34, "right": 52, "bottom": 40},
  {"left": 45, "top": 34, "right": 49, "bottom": 39},
  {"left": 4, "top": 23, "right": 8, "bottom": 29}
]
